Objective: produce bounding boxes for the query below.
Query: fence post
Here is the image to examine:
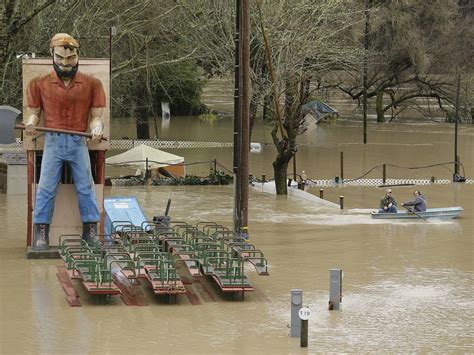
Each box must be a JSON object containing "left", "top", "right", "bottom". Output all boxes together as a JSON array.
[
  {"left": 340, "top": 151, "right": 344, "bottom": 182},
  {"left": 339, "top": 196, "right": 344, "bottom": 210},
  {"left": 319, "top": 189, "right": 324, "bottom": 199},
  {"left": 383, "top": 164, "right": 386, "bottom": 184},
  {"left": 300, "top": 319, "right": 308, "bottom": 347}
]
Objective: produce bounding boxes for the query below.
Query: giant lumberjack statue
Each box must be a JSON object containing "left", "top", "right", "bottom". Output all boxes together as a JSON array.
[{"left": 25, "top": 33, "right": 106, "bottom": 250}]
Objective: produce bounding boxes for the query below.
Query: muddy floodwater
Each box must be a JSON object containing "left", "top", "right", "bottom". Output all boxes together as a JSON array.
[{"left": 1, "top": 91, "right": 473, "bottom": 353}]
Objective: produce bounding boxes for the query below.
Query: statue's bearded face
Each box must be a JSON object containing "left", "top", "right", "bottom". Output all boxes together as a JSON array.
[{"left": 53, "top": 46, "right": 79, "bottom": 78}]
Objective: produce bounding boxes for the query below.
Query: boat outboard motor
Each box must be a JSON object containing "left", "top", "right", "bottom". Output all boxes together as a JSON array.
[{"left": 453, "top": 173, "right": 466, "bottom": 182}]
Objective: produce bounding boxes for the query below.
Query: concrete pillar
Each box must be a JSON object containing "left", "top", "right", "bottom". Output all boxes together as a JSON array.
[
  {"left": 290, "top": 289, "right": 303, "bottom": 337},
  {"left": 329, "top": 269, "right": 342, "bottom": 310}
]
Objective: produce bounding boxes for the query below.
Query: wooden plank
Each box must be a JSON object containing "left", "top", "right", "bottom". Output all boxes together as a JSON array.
[
  {"left": 56, "top": 266, "right": 81, "bottom": 307},
  {"left": 82, "top": 282, "right": 121, "bottom": 295},
  {"left": 174, "top": 253, "right": 201, "bottom": 277},
  {"left": 192, "top": 280, "right": 216, "bottom": 303},
  {"left": 183, "top": 285, "right": 201, "bottom": 305},
  {"left": 112, "top": 270, "right": 147, "bottom": 306}
]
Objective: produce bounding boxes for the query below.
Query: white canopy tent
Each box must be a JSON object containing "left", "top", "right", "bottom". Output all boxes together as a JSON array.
[{"left": 106, "top": 144, "right": 185, "bottom": 177}]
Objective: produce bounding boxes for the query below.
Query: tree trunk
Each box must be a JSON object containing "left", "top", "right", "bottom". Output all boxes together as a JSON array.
[
  {"left": 376, "top": 90, "right": 385, "bottom": 122},
  {"left": 135, "top": 104, "right": 150, "bottom": 139},
  {"left": 262, "top": 94, "right": 271, "bottom": 121},
  {"left": 270, "top": 74, "right": 300, "bottom": 195},
  {"left": 304, "top": 77, "right": 311, "bottom": 100},
  {"left": 249, "top": 81, "right": 264, "bottom": 142},
  {"left": 0, "top": 5, "right": 10, "bottom": 101},
  {"left": 272, "top": 137, "right": 295, "bottom": 195},
  {"left": 0, "top": 6, "right": 8, "bottom": 66},
  {"left": 272, "top": 150, "right": 293, "bottom": 195},
  {"left": 273, "top": 159, "right": 287, "bottom": 195}
]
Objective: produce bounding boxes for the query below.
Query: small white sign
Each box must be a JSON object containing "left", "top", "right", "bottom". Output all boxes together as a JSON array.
[
  {"left": 298, "top": 307, "right": 311, "bottom": 320},
  {"left": 114, "top": 202, "right": 129, "bottom": 209}
]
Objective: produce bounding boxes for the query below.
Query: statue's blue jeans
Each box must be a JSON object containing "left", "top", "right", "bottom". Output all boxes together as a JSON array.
[{"left": 33, "top": 132, "right": 100, "bottom": 224}]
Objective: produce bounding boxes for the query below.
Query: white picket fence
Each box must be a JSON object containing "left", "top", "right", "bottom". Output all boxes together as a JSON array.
[
  {"left": 306, "top": 178, "right": 473, "bottom": 186},
  {"left": 0, "top": 139, "right": 233, "bottom": 152}
]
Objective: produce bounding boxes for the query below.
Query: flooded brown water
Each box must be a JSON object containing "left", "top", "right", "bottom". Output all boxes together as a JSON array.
[{"left": 1, "top": 83, "right": 473, "bottom": 353}]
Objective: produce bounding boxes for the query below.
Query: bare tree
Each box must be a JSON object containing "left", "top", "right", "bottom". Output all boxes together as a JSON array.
[
  {"left": 177, "top": 0, "right": 361, "bottom": 194},
  {"left": 254, "top": 0, "right": 362, "bottom": 194},
  {"left": 0, "top": 0, "right": 58, "bottom": 106},
  {"left": 330, "top": 0, "right": 471, "bottom": 122}
]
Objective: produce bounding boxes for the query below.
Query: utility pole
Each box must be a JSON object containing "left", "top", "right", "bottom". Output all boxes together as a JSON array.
[
  {"left": 240, "top": 0, "right": 250, "bottom": 237},
  {"left": 109, "top": 27, "right": 116, "bottom": 111},
  {"left": 362, "top": 0, "right": 370, "bottom": 144},
  {"left": 453, "top": 74, "right": 461, "bottom": 181},
  {"left": 233, "top": 0, "right": 242, "bottom": 233}
]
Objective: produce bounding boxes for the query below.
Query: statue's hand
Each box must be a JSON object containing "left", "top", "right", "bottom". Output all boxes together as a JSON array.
[
  {"left": 91, "top": 124, "right": 103, "bottom": 142},
  {"left": 89, "top": 110, "right": 104, "bottom": 142},
  {"left": 25, "top": 123, "right": 37, "bottom": 136},
  {"left": 24, "top": 112, "right": 40, "bottom": 136}
]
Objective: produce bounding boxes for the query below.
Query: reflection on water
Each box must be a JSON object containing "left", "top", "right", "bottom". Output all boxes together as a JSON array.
[{"left": 1, "top": 115, "right": 473, "bottom": 353}]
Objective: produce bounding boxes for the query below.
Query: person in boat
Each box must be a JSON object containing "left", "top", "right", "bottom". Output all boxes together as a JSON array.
[
  {"left": 401, "top": 190, "right": 427, "bottom": 212},
  {"left": 25, "top": 33, "right": 106, "bottom": 250},
  {"left": 299, "top": 170, "right": 308, "bottom": 190},
  {"left": 379, "top": 189, "right": 397, "bottom": 213}
]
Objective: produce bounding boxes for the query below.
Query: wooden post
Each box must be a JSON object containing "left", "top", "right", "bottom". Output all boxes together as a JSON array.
[
  {"left": 97, "top": 150, "right": 106, "bottom": 235},
  {"left": 26, "top": 150, "right": 35, "bottom": 247},
  {"left": 454, "top": 74, "right": 461, "bottom": 180},
  {"left": 339, "top": 196, "right": 344, "bottom": 210},
  {"left": 293, "top": 154, "right": 297, "bottom": 182},
  {"left": 340, "top": 151, "right": 344, "bottom": 182},
  {"left": 319, "top": 189, "right": 324, "bottom": 199},
  {"left": 233, "top": 0, "right": 241, "bottom": 233},
  {"left": 382, "top": 164, "right": 386, "bottom": 184},
  {"left": 362, "top": 0, "right": 370, "bottom": 144},
  {"left": 300, "top": 319, "right": 308, "bottom": 347},
  {"left": 240, "top": 0, "right": 250, "bottom": 234},
  {"left": 109, "top": 27, "right": 113, "bottom": 92}
]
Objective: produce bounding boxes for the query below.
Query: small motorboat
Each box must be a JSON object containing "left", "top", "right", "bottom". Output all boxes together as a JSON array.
[{"left": 371, "top": 207, "right": 463, "bottom": 220}]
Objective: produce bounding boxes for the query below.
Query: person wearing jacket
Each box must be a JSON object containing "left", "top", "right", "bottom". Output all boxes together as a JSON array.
[
  {"left": 401, "top": 190, "right": 427, "bottom": 212},
  {"left": 379, "top": 189, "right": 397, "bottom": 213}
]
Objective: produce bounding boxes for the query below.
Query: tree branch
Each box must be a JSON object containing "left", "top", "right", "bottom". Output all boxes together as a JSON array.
[{"left": 9, "top": 0, "right": 57, "bottom": 35}]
